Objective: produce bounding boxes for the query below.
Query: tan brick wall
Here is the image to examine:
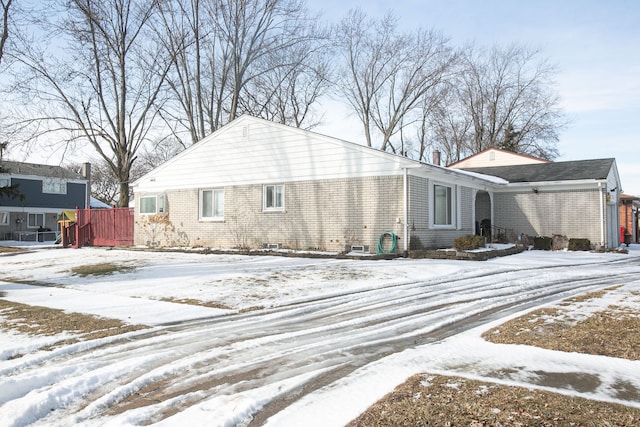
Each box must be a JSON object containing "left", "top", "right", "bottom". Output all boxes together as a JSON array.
[
  {"left": 134, "top": 176, "right": 406, "bottom": 252},
  {"left": 493, "top": 189, "right": 603, "bottom": 243}
]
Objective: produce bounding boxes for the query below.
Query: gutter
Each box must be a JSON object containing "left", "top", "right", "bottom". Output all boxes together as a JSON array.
[
  {"left": 403, "top": 167, "right": 409, "bottom": 255},
  {"left": 599, "top": 182, "right": 605, "bottom": 247}
]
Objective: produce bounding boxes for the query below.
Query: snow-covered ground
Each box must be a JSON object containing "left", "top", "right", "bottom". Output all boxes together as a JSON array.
[{"left": 1, "top": 243, "right": 640, "bottom": 426}]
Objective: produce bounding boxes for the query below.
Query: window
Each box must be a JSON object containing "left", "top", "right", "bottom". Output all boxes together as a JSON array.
[
  {"left": 139, "top": 194, "right": 166, "bottom": 215},
  {"left": 433, "top": 184, "right": 455, "bottom": 227},
  {"left": 27, "top": 213, "right": 45, "bottom": 228},
  {"left": 263, "top": 184, "right": 284, "bottom": 211},
  {"left": 0, "top": 177, "right": 9, "bottom": 188},
  {"left": 200, "top": 189, "right": 224, "bottom": 220},
  {"left": 0, "top": 212, "right": 8, "bottom": 225},
  {"left": 42, "top": 178, "right": 67, "bottom": 194}
]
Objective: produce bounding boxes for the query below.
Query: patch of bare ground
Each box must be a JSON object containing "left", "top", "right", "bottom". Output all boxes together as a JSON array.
[
  {"left": 350, "top": 285, "right": 640, "bottom": 426},
  {"left": 0, "top": 245, "right": 25, "bottom": 253},
  {"left": 482, "top": 286, "right": 640, "bottom": 360},
  {"left": 159, "top": 296, "right": 231, "bottom": 310},
  {"left": 348, "top": 374, "right": 640, "bottom": 427},
  {"left": 0, "top": 299, "right": 148, "bottom": 355}
]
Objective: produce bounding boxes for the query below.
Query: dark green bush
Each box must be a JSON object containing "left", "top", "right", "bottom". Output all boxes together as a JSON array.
[
  {"left": 568, "top": 238, "right": 591, "bottom": 251},
  {"left": 533, "top": 236, "right": 552, "bottom": 250},
  {"left": 454, "top": 235, "right": 486, "bottom": 251}
]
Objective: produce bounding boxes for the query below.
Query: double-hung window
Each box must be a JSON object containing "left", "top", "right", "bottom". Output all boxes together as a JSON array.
[
  {"left": 432, "top": 183, "right": 456, "bottom": 227},
  {"left": 200, "top": 189, "right": 224, "bottom": 220},
  {"left": 263, "top": 184, "right": 284, "bottom": 211},
  {"left": 27, "top": 213, "right": 45, "bottom": 228}
]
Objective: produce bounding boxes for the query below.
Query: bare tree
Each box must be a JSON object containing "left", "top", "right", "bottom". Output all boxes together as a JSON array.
[
  {"left": 242, "top": 38, "right": 332, "bottom": 128},
  {"left": 7, "top": 0, "right": 170, "bottom": 207},
  {"left": 457, "top": 44, "right": 564, "bottom": 159},
  {"left": 335, "top": 9, "right": 457, "bottom": 153},
  {"left": 0, "top": 0, "right": 13, "bottom": 65},
  {"left": 156, "top": 0, "right": 327, "bottom": 145}
]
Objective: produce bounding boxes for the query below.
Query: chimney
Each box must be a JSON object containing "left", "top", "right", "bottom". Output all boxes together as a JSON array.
[
  {"left": 81, "top": 162, "right": 91, "bottom": 208},
  {"left": 433, "top": 150, "right": 441, "bottom": 166}
]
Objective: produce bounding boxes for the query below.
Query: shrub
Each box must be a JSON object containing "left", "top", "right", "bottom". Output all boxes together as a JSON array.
[
  {"left": 568, "top": 238, "right": 591, "bottom": 251},
  {"left": 533, "top": 236, "right": 552, "bottom": 250},
  {"left": 454, "top": 235, "right": 486, "bottom": 251}
]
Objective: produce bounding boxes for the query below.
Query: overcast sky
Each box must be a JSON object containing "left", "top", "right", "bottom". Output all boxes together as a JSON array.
[{"left": 310, "top": 0, "right": 640, "bottom": 195}]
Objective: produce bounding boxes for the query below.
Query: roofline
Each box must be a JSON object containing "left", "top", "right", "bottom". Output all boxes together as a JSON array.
[
  {"left": 496, "top": 178, "right": 609, "bottom": 192},
  {"left": 133, "top": 115, "right": 425, "bottom": 187}
]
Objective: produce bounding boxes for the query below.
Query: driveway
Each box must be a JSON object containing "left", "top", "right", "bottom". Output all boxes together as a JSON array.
[{"left": 1, "top": 247, "right": 640, "bottom": 426}]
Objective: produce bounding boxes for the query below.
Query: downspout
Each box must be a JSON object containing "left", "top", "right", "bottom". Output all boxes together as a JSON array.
[
  {"left": 599, "top": 182, "right": 605, "bottom": 248},
  {"left": 403, "top": 167, "right": 409, "bottom": 256}
]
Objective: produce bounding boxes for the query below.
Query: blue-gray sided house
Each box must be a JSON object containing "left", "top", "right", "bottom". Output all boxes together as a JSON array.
[
  {"left": 132, "top": 116, "right": 623, "bottom": 252},
  {"left": 0, "top": 161, "right": 91, "bottom": 241}
]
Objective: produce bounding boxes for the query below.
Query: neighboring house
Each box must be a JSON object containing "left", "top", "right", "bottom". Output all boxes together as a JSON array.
[
  {"left": 448, "top": 147, "right": 550, "bottom": 168},
  {"left": 619, "top": 194, "right": 639, "bottom": 243},
  {"left": 0, "top": 161, "right": 91, "bottom": 241},
  {"left": 458, "top": 158, "right": 622, "bottom": 249},
  {"left": 132, "top": 115, "right": 622, "bottom": 253}
]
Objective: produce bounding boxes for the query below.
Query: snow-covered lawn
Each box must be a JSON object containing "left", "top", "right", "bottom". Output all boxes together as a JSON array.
[{"left": 1, "top": 243, "right": 640, "bottom": 426}]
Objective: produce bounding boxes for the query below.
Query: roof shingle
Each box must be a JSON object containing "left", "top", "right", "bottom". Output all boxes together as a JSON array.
[{"left": 460, "top": 158, "right": 615, "bottom": 183}]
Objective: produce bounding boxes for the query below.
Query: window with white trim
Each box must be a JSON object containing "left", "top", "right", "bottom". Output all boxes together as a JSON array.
[
  {"left": 139, "top": 194, "right": 166, "bottom": 215},
  {"left": 432, "top": 183, "right": 456, "bottom": 227},
  {"left": 27, "top": 213, "right": 45, "bottom": 228},
  {"left": 263, "top": 184, "right": 284, "bottom": 211},
  {"left": 200, "top": 189, "right": 224, "bottom": 220},
  {"left": 0, "top": 212, "right": 8, "bottom": 225},
  {"left": 0, "top": 177, "right": 10, "bottom": 188},
  {"left": 42, "top": 178, "right": 67, "bottom": 194}
]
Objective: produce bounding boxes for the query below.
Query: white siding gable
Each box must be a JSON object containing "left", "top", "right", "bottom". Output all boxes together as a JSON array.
[
  {"left": 134, "top": 116, "right": 418, "bottom": 192},
  {"left": 449, "top": 148, "right": 548, "bottom": 168}
]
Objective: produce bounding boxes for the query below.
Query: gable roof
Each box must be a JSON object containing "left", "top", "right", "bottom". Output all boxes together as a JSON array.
[
  {"left": 448, "top": 147, "right": 549, "bottom": 168},
  {"left": 0, "top": 160, "right": 85, "bottom": 180},
  {"left": 459, "top": 158, "right": 616, "bottom": 183},
  {"left": 133, "top": 115, "right": 501, "bottom": 192}
]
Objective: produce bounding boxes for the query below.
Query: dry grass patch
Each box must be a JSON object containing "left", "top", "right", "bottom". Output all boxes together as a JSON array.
[
  {"left": 482, "top": 287, "right": 640, "bottom": 360},
  {"left": 71, "top": 262, "right": 136, "bottom": 277},
  {"left": 159, "top": 297, "right": 231, "bottom": 310},
  {"left": 0, "top": 246, "right": 24, "bottom": 253},
  {"left": 352, "top": 285, "right": 640, "bottom": 425},
  {"left": 348, "top": 374, "right": 640, "bottom": 426},
  {"left": 0, "top": 299, "right": 148, "bottom": 353}
]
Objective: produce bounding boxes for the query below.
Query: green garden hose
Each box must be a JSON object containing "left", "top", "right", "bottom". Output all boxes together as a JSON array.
[{"left": 376, "top": 231, "right": 397, "bottom": 254}]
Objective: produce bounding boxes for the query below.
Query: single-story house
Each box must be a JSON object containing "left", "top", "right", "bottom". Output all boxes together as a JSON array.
[
  {"left": 0, "top": 161, "right": 91, "bottom": 241},
  {"left": 132, "top": 116, "right": 622, "bottom": 252},
  {"left": 454, "top": 155, "right": 622, "bottom": 249}
]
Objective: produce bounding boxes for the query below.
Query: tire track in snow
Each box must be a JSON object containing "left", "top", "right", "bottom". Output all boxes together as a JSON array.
[{"left": 1, "top": 259, "right": 639, "bottom": 426}]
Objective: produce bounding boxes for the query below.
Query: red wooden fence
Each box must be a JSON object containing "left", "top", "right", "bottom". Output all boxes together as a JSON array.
[{"left": 63, "top": 207, "right": 134, "bottom": 248}]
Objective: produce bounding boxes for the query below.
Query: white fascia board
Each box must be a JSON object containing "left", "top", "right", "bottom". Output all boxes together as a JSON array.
[
  {"left": 497, "top": 179, "right": 606, "bottom": 193},
  {"left": 412, "top": 163, "right": 507, "bottom": 190}
]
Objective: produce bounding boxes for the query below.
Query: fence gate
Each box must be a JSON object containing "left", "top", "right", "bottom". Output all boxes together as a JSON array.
[{"left": 64, "top": 207, "right": 134, "bottom": 248}]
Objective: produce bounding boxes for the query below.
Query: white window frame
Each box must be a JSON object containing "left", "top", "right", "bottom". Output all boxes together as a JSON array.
[
  {"left": 27, "top": 212, "right": 45, "bottom": 228},
  {"left": 139, "top": 194, "right": 166, "bottom": 215},
  {"left": 42, "top": 178, "right": 67, "bottom": 194},
  {"left": 263, "top": 184, "right": 285, "bottom": 212},
  {"left": 199, "top": 188, "right": 224, "bottom": 221},
  {"left": 0, "top": 212, "right": 8, "bottom": 225},
  {"left": 430, "top": 182, "right": 457, "bottom": 229},
  {"left": 0, "top": 177, "right": 10, "bottom": 188}
]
